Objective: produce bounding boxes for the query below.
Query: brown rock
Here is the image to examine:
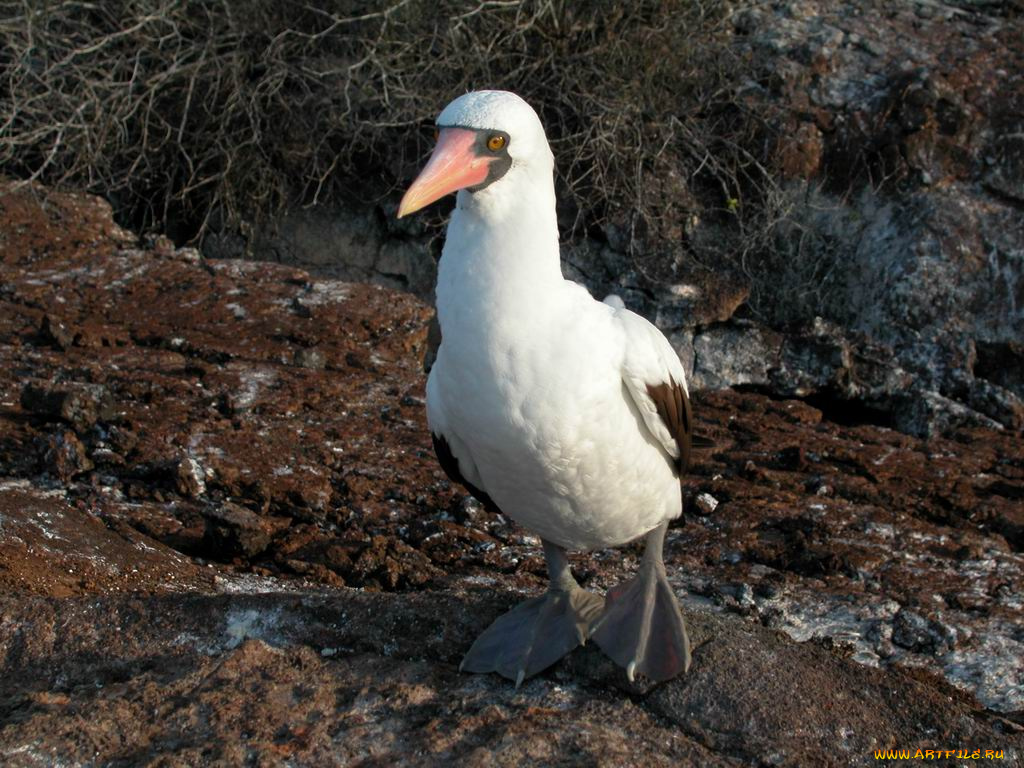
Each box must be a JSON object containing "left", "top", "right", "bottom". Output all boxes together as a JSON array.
[
  {"left": 38, "top": 314, "right": 74, "bottom": 350},
  {"left": 45, "top": 429, "right": 93, "bottom": 482},
  {"left": 0, "top": 486, "right": 212, "bottom": 596},
  {"left": 174, "top": 456, "right": 207, "bottom": 498},
  {"left": 203, "top": 502, "right": 275, "bottom": 559},
  {"left": 21, "top": 381, "right": 113, "bottom": 431},
  {"left": 1, "top": 180, "right": 1023, "bottom": 757},
  {"left": 778, "top": 121, "right": 823, "bottom": 179},
  {"left": 0, "top": 592, "right": 1017, "bottom": 766}
]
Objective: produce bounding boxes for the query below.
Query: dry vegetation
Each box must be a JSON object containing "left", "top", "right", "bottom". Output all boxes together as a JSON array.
[{"left": 1, "top": 0, "right": 811, "bottom": 319}]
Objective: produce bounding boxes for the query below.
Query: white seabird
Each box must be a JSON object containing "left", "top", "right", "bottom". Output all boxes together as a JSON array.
[{"left": 398, "top": 90, "right": 694, "bottom": 686}]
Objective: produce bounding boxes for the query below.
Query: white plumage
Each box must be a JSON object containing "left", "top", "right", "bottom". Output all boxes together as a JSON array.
[
  {"left": 427, "top": 91, "right": 685, "bottom": 550},
  {"left": 400, "top": 90, "right": 693, "bottom": 685}
]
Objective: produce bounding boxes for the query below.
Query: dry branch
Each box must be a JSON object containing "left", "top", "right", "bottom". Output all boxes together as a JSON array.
[{"left": 1, "top": 1, "right": 833, "bottom": 322}]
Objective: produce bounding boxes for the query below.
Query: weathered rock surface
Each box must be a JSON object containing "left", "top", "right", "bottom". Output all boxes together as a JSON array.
[
  {"left": 616, "top": 1, "right": 1024, "bottom": 438},
  {"left": 722, "top": 0, "right": 1024, "bottom": 436},
  {"left": 1, "top": 184, "right": 1022, "bottom": 764},
  {"left": 1, "top": 590, "right": 1019, "bottom": 767},
  {"left": 209, "top": 1, "right": 1024, "bottom": 439},
  {"left": 204, "top": 200, "right": 438, "bottom": 300}
]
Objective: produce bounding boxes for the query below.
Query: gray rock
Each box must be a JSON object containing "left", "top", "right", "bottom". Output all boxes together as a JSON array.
[
  {"left": 262, "top": 203, "right": 380, "bottom": 272},
  {"left": 694, "top": 492, "right": 719, "bottom": 516},
  {"left": 771, "top": 323, "right": 853, "bottom": 397},
  {"left": 669, "top": 329, "right": 696, "bottom": 385},
  {"left": 654, "top": 276, "right": 751, "bottom": 331},
  {"left": 892, "top": 389, "right": 1003, "bottom": 437},
  {"left": 976, "top": 340, "right": 1024, "bottom": 398},
  {"left": 966, "top": 378, "right": 1024, "bottom": 430},
  {"left": 375, "top": 239, "right": 436, "bottom": 297},
  {"left": 293, "top": 346, "right": 327, "bottom": 370},
  {"left": 692, "top": 324, "right": 780, "bottom": 390},
  {"left": 207, "top": 203, "right": 437, "bottom": 301},
  {"left": 985, "top": 131, "right": 1024, "bottom": 202},
  {"left": 891, "top": 609, "right": 959, "bottom": 655},
  {"left": 848, "top": 345, "right": 915, "bottom": 400}
]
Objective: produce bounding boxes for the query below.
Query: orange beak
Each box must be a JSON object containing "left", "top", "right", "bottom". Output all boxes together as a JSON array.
[{"left": 397, "top": 128, "right": 492, "bottom": 218}]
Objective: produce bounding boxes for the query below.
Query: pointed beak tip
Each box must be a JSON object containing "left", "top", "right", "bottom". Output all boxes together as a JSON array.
[
  {"left": 397, "top": 185, "right": 430, "bottom": 219},
  {"left": 397, "top": 127, "right": 489, "bottom": 222}
]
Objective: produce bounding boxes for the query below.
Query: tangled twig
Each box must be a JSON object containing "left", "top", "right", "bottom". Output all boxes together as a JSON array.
[{"left": 1, "top": 0, "right": 841, "bottom": 324}]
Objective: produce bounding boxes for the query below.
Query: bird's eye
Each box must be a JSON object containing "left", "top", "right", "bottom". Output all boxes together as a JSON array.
[{"left": 487, "top": 134, "right": 506, "bottom": 152}]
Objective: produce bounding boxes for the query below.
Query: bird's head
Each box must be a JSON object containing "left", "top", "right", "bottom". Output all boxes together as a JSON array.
[{"left": 397, "top": 90, "right": 552, "bottom": 218}]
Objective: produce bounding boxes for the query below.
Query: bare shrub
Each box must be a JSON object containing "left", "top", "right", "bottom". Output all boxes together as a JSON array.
[
  {"left": 1, "top": 1, "right": 772, "bottom": 245},
  {"left": 6, "top": 1, "right": 861, "bottom": 328},
  {"left": 746, "top": 183, "right": 861, "bottom": 326}
]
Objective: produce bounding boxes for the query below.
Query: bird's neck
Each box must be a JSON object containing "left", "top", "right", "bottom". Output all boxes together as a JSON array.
[{"left": 437, "top": 169, "right": 563, "bottom": 325}]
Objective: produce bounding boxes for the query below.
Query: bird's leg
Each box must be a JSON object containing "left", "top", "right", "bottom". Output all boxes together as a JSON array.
[
  {"left": 590, "top": 521, "right": 691, "bottom": 683},
  {"left": 460, "top": 539, "right": 604, "bottom": 688}
]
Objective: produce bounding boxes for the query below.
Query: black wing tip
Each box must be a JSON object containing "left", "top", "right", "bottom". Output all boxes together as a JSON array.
[{"left": 431, "top": 432, "right": 501, "bottom": 513}]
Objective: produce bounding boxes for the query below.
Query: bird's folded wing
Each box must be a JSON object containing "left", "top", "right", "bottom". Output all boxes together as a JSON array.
[
  {"left": 615, "top": 309, "right": 693, "bottom": 475},
  {"left": 432, "top": 432, "right": 500, "bottom": 512},
  {"left": 426, "top": 372, "right": 499, "bottom": 511}
]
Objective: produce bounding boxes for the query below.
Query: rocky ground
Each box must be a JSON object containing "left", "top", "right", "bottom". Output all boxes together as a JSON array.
[{"left": 1, "top": 184, "right": 1022, "bottom": 765}]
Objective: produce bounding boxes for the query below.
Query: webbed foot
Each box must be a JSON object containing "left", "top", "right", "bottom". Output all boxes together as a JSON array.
[
  {"left": 461, "top": 584, "right": 603, "bottom": 686},
  {"left": 590, "top": 522, "right": 691, "bottom": 683}
]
